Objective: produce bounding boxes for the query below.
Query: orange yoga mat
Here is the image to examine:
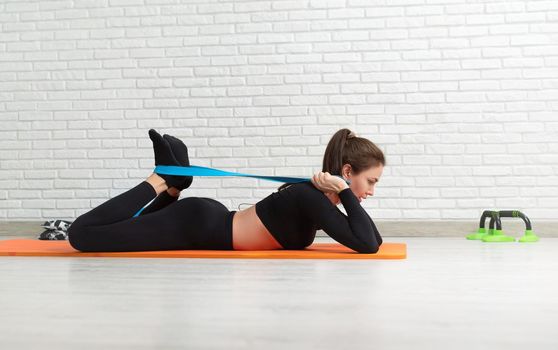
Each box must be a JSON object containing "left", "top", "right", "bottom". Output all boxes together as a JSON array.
[{"left": 0, "top": 239, "right": 406, "bottom": 260}]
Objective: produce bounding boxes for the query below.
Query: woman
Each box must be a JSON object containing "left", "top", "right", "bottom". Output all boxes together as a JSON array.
[{"left": 68, "top": 128, "right": 385, "bottom": 254}]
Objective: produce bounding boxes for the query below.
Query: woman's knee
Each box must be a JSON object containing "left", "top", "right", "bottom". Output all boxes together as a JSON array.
[{"left": 67, "top": 220, "right": 91, "bottom": 252}]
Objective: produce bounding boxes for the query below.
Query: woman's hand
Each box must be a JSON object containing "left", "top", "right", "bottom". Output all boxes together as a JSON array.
[
  {"left": 310, "top": 171, "right": 349, "bottom": 194},
  {"left": 324, "top": 191, "right": 341, "bottom": 205}
]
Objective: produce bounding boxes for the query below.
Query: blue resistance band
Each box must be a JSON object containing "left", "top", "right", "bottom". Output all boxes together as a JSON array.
[{"left": 132, "top": 165, "right": 351, "bottom": 217}]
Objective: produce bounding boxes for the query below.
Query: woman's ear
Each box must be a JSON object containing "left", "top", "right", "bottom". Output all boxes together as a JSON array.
[{"left": 341, "top": 163, "right": 352, "bottom": 180}]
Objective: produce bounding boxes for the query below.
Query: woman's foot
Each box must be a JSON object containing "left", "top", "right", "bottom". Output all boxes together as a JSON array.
[
  {"left": 149, "top": 129, "right": 190, "bottom": 190},
  {"left": 163, "top": 133, "right": 193, "bottom": 190},
  {"left": 149, "top": 129, "right": 178, "bottom": 165}
]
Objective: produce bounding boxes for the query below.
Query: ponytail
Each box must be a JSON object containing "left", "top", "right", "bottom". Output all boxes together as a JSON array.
[{"left": 276, "top": 128, "right": 385, "bottom": 192}]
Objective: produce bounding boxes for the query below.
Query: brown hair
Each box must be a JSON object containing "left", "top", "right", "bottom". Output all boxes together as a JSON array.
[{"left": 277, "top": 128, "right": 386, "bottom": 191}]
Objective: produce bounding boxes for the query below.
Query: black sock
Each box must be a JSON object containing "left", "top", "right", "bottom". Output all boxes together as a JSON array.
[
  {"left": 148, "top": 129, "right": 185, "bottom": 189},
  {"left": 164, "top": 134, "right": 193, "bottom": 190},
  {"left": 149, "top": 129, "right": 178, "bottom": 166}
]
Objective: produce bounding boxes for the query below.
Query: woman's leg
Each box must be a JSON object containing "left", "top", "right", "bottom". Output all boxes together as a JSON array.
[
  {"left": 67, "top": 173, "right": 174, "bottom": 251},
  {"left": 136, "top": 188, "right": 181, "bottom": 216},
  {"left": 67, "top": 174, "right": 234, "bottom": 252},
  {"left": 68, "top": 173, "right": 165, "bottom": 228},
  {"left": 68, "top": 196, "right": 233, "bottom": 253}
]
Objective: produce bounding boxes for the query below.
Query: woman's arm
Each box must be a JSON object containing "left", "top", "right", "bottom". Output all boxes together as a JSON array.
[
  {"left": 366, "top": 211, "right": 383, "bottom": 246},
  {"left": 301, "top": 184, "right": 380, "bottom": 254}
]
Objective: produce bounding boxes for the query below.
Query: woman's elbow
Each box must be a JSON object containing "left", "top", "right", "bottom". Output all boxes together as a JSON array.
[{"left": 358, "top": 243, "right": 380, "bottom": 254}]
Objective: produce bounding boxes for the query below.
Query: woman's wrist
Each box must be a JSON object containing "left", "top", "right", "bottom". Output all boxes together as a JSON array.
[{"left": 336, "top": 184, "right": 350, "bottom": 194}]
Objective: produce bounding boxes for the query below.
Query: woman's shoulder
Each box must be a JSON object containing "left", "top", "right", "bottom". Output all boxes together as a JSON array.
[{"left": 281, "top": 181, "right": 325, "bottom": 197}]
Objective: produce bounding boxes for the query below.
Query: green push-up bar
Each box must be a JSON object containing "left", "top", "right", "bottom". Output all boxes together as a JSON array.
[{"left": 466, "top": 210, "right": 539, "bottom": 243}]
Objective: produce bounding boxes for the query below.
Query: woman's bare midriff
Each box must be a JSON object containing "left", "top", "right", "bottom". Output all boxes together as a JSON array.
[{"left": 232, "top": 205, "right": 284, "bottom": 250}]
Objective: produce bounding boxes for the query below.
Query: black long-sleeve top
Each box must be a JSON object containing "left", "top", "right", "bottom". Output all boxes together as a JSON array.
[{"left": 255, "top": 181, "right": 383, "bottom": 254}]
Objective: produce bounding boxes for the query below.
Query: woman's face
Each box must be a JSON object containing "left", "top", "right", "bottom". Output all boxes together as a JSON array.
[{"left": 341, "top": 163, "right": 384, "bottom": 203}]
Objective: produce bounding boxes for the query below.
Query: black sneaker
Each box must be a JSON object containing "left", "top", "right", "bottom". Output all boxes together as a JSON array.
[
  {"left": 38, "top": 229, "right": 68, "bottom": 241},
  {"left": 41, "top": 219, "right": 73, "bottom": 232}
]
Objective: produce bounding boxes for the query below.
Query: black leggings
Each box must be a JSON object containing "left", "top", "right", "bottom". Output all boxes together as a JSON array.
[{"left": 67, "top": 181, "right": 237, "bottom": 252}]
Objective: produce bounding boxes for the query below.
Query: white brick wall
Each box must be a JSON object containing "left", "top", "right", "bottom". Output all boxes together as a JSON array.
[{"left": 1, "top": 0, "right": 557, "bottom": 221}]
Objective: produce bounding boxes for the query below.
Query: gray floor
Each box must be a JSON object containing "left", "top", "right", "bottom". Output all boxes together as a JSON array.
[{"left": 0, "top": 234, "right": 557, "bottom": 350}]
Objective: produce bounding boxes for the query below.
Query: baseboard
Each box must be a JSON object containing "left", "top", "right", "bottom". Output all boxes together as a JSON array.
[
  {"left": 1, "top": 220, "right": 557, "bottom": 238},
  {"left": 343, "top": 220, "right": 558, "bottom": 238}
]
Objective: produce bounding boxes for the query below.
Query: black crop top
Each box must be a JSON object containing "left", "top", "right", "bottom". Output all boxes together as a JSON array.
[{"left": 255, "top": 181, "right": 383, "bottom": 254}]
